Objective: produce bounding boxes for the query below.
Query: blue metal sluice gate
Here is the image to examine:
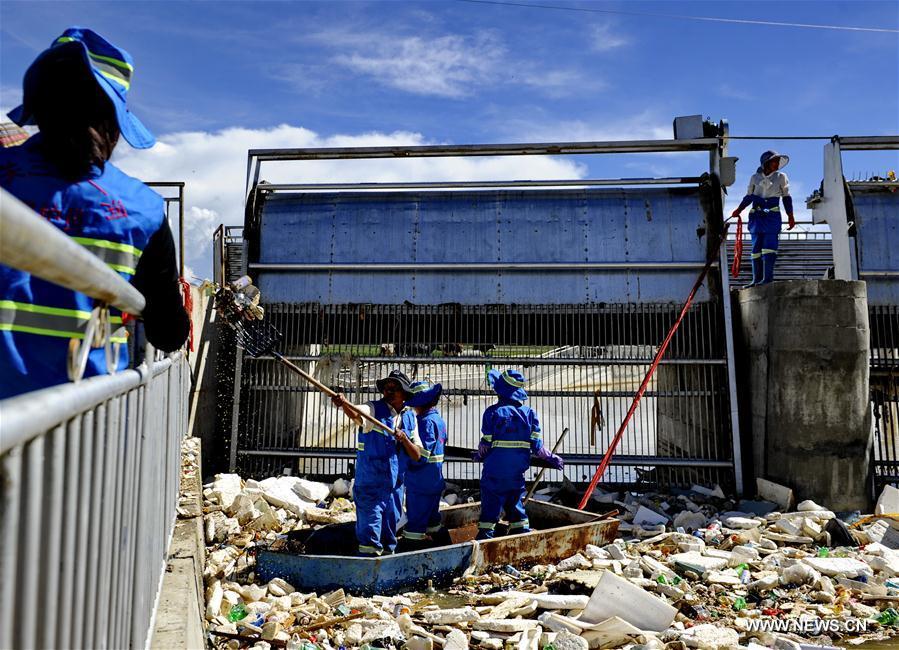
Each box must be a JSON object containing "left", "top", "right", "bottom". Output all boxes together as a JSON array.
[{"left": 223, "top": 131, "right": 744, "bottom": 492}]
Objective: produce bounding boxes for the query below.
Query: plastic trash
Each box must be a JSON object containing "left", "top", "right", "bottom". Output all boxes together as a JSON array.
[
  {"left": 817, "top": 547, "right": 830, "bottom": 557},
  {"left": 740, "top": 569, "right": 751, "bottom": 584},
  {"left": 876, "top": 608, "right": 899, "bottom": 626},
  {"left": 228, "top": 602, "right": 248, "bottom": 621},
  {"left": 733, "top": 597, "right": 747, "bottom": 611},
  {"left": 504, "top": 565, "right": 522, "bottom": 578},
  {"left": 287, "top": 634, "right": 303, "bottom": 650}
]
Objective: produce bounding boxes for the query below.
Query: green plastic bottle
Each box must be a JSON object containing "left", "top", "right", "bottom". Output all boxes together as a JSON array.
[
  {"left": 817, "top": 547, "right": 829, "bottom": 557},
  {"left": 228, "top": 602, "right": 248, "bottom": 622},
  {"left": 877, "top": 608, "right": 899, "bottom": 626},
  {"left": 733, "top": 597, "right": 747, "bottom": 611}
]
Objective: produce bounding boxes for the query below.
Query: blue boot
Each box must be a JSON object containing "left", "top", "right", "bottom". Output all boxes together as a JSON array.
[
  {"left": 762, "top": 252, "right": 777, "bottom": 284},
  {"left": 747, "top": 256, "right": 763, "bottom": 288}
]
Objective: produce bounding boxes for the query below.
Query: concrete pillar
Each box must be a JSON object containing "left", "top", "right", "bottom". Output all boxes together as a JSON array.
[{"left": 735, "top": 280, "right": 871, "bottom": 511}]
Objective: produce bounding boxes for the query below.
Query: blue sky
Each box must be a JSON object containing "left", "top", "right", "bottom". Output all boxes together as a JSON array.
[{"left": 1, "top": 1, "right": 897, "bottom": 276}]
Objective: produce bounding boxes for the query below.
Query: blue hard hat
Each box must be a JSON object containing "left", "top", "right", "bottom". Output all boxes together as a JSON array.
[
  {"left": 8, "top": 27, "right": 155, "bottom": 149},
  {"left": 405, "top": 380, "right": 443, "bottom": 407},
  {"left": 487, "top": 368, "right": 529, "bottom": 402}
]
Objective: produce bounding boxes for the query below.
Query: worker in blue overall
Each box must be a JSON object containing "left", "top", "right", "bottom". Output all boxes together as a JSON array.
[
  {"left": 473, "top": 369, "right": 564, "bottom": 539},
  {"left": 399, "top": 380, "right": 450, "bottom": 551},
  {"left": 0, "top": 27, "right": 189, "bottom": 398},
  {"left": 332, "top": 370, "right": 420, "bottom": 556},
  {"left": 731, "top": 150, "right": 796, "bottom": 287}
]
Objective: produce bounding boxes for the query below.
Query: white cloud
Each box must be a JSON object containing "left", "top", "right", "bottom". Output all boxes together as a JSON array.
[
  {"left": 501, "top": 110, "right": 671, "bottom": 142},
  {"left": 589, "top": 22, "right": 630, "bottom": 52},
  {"left": 333, "top": 31, "right": 505, "bottom": 98},
  {"left": 112, "top": 124, "right": 587, "bottom": 278}
]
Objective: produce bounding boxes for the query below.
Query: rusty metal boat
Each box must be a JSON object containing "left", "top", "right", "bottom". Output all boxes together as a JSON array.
[{"left": 256, "top": 500, "right": 619, "bottom": 596}]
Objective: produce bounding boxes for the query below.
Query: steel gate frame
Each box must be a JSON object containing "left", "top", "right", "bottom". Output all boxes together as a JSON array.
[{"left": 225, "top": 126, "right": 745, "bottom": 493}]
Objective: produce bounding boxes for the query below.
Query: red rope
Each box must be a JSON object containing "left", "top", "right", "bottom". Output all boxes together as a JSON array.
[
  {"left": 179, "top": 277, "right": 194, "bottom": 352},
  {"left": 577, "top": 232, "right": 728, "bottom": 510},
  {"left": 731, "top": 216, "right": 743, "bottom": 279}
]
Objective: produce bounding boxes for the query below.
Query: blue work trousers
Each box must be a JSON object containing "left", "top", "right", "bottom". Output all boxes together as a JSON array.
[
  {"left": 354, "top": 483, "right": 398, "bottom": 556},
  {"left": 477, "top": 475, "right": 530, "bottom": 540},
  {"left": 750, "top": 231, "right": 780, "bottom": 285},
  {"left": 403, "top": 485, "right": 444, "bottom": 539}
]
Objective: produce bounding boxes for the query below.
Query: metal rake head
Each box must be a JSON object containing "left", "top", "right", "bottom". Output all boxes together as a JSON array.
[
  {"left": 229, "top": 317, "right": 282, "bottom": 357},
  {"left": 211, "top": 277, "right": 281, "bottom": 357}
]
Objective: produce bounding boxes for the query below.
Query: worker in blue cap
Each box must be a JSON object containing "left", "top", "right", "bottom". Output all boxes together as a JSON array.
[
  {"left": 332, "top": 370, "right": 421, "bottom": 556},
  {"left": 0, "top": 27, "right": 188, "bottom": 397},
  {"left": 398, "top": 379, "right": 450, "bottom": 551},
  {"left": 473, "top": 369, "right": 564, "bottom": 539},
  {"left": 731, "top": 150, "right": 796, "bottom": 287}
]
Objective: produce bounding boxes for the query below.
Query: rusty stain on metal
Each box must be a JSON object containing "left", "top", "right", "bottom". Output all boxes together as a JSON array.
[{"left": 472, "top": 519, "right": 619, "bottom": 572}]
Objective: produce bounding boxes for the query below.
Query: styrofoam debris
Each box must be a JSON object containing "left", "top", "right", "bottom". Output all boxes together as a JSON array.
[{"left": 579, "top": 570, "right": 677, "bottom": 632}]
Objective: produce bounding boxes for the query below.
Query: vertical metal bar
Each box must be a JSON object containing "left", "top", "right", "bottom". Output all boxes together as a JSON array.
[
  {"left": 0, "top": 446, "right": 22, "bottom": 650},
  {"left": 71, "top": 410, "right": 94, "bottom": 646},
  {"left": 179, "top": 184, "right": 185, "bottom": 278},
  {"left": 17, "top": 435, "right": 45, "bottom": 650},
  {"left": 84, "top": 403, "right": 107, "bottom": 650},
  {"left": 56, "top": 416, "right": 81, "bottom": 650},
  {"left": 37, "top": 424, "right": 65, "bottom": 649}
]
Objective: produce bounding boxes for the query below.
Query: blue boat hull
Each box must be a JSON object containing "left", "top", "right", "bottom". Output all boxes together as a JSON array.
[{"left": 256, "top": 501, "right": 619, "bottom": 595}]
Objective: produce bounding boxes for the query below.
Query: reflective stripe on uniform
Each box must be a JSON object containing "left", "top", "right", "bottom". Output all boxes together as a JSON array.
[
  {"left": 418, "top": 447, "right": 432, "bottom": 458},
  {"left": 0, "top": 301, "right": 126, "bottom": 342},
  {"left": 71, "top": 237, "right": 142, "bottom": 275},
  {"left": 356, "top": 442, "right": 365, "bottom": 451},
  {"left": 751, "top": 253, "right": 762, "bottom": 259},
  {"left": 403, "top": 531, "right": 427, "bottom": 540},
  {"left": 530, "top": 431, "right": 541, "bottom": 440},
  {"left": 761, "top": 249, "right": 777, "bottom": 255},
  {"left": 492, "top": 440, "right": 531, "bottom": 449},
  {"left": 509, "top": 519, "right": 530, "bottom": 529},
  {"left": 426, "top": 524, "right": 443, "bottom": 533},
  {"left": 427, "top": 454, "right": 444, "bottom": 463},
  {"left": 478, "top": 522, "right": 496, "bottom": 529},
  {"left": 481, "top": 435, "right": 492, "bottom": 442},
  {"left": 358, "top": 545, "right": 382, "bottom": 556}
]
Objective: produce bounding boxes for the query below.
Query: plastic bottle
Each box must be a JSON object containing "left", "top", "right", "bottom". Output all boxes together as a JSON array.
[
  {"left": 504, "top": 565, "right": 522, "bottom": 578},
  {"left": 656, "top": 574, "right": 668, "bottom": 585},
  {"left": 228, "top": 602, "right": 248, "bottom": 622},
  {"left": 817, "top": 547, "right": 830, "bottom": 557},
  {"left": 740, "top": 569, "right": 751, "bottom": 585},
  {"left": 733, "top": 597, "right": 747, "bottom": 611},
  {"left": 877, "top": 608, "right": 899, "bottom": 626}
]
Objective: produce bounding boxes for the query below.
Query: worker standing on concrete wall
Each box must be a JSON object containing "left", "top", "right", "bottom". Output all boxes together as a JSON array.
[
  {"left": 0, "top": 27, "right": 188, "bottom": 398},
  {"left": 731, "top": 150, "right": 796, "bottom": 286},
  {"left": 473, "top": 369, "right": 564, "bottom": 539},
  {"left": 331, "top": 370, "right": 420, "bottom": 556},
  {"left": 399, "top": 380, "right": 450, "bottom": 551}
]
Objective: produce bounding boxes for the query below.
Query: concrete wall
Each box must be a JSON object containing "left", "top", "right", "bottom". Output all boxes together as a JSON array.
[{"left": 735, "top": 280, "right": 872, "bottom": 511}]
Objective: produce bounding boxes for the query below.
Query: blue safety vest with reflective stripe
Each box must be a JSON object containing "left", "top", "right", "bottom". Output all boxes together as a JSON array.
[
  {"left": 481, "top": 398, "right": 543, "bottom": 480},
  {"left": 355, "top": 399, "right": 416, "bottom": 491},
  {"left": 406, "top": 408, "right": 446, "bottom": 493},
  {"left": 0, "top": 134, "right": 164, "bottom": 398}
]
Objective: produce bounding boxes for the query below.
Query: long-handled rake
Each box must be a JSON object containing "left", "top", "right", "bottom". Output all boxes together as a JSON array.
[{"left": 215, "top": 279, "right": 402, "bottom": 437}]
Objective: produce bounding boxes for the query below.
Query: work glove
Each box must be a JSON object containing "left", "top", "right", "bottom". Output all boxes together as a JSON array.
[
  {"left": 471, "top": 441, "right": 492, "bottom": 462},
  {"left": 787, "top": 214, "right": 796, "bottom": 230},
  {"left": 533, "top": 445, "right": 565, "bottom": 470}
]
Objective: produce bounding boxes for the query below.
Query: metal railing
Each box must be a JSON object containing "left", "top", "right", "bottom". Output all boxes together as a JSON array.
[
  {"left": 871, "top": 305, "right": 899, "bottom": 494},
  {"left": 0, "top": 187, "right": 190, "bottom": 649}
]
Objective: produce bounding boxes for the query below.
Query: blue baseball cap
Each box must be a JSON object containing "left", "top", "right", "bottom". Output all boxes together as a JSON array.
[
  {"left": 405, "top": 380, "right": 443, "bottom": 408},
  {"left": 8, "top": 27, "right": 155, "bottom": 149},
  {"left": 487, "top": 369, "right": 529, "bottom": 402}
]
